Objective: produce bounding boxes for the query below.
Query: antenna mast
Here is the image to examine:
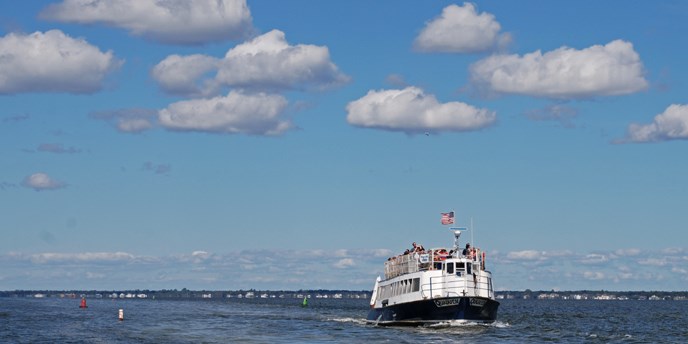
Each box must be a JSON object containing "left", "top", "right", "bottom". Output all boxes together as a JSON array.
[{"left": 470, "top": 217, "right": 474, "bottom": 248}]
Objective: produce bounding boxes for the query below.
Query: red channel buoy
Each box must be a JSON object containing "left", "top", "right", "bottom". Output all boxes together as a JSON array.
[{"left": 79, "top": 297, "right": 88, "bottom": 308}]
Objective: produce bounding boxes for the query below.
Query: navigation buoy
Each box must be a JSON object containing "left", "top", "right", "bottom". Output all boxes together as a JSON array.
[
  {"left": 79, "top": 297, "right": 88, "bottom": 308},
  {"left": 301, "top": 296, "right": 308, "bottom": 307},
  {"left": 118, "top": 309, "right": 124, "bottom": 321}
]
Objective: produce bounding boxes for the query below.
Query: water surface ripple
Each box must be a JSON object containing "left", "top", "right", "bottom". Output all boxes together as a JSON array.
[{"left": 1, "top": 297, "right": 686, "bottom": 343}]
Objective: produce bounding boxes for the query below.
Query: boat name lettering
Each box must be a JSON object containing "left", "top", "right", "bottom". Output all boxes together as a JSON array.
[
  {"left": 434, "top": 298, "right": 459, "bottom": 307},
  {"left": 470, "top": 298, "right": 486, "bottom": 307}
]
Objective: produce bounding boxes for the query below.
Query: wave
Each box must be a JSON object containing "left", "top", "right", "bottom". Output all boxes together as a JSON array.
[
  {"left": 426, "top": 320, "right": 510, "bottom": 328},
  {"left": 329, "top": 317, "right": 368, "bottom": 325}
]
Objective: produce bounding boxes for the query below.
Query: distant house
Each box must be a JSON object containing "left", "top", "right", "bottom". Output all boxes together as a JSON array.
[
  {"left": 537, "top": 293, "right": 560, "bottom": 300},
  {"left": 594, "top": 294, "right": 616, "bottom": 300}
]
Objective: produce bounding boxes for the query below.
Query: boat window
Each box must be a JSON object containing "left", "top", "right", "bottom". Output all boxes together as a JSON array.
[
  {"left": 455, "top": 262, "right": 465, "bottom": 276},
  {"left": 446, "top": 262, "right": 454, "bottom": 274},
  {"left": 412, "top": 278, "right": 420, "bottom": 292},
  {"left": 467, "top": 263, "right": 472, "bottom": 275}
]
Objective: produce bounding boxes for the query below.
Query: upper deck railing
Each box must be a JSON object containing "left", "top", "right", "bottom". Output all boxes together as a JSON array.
[{"left": 384, "top": 248, "right": 486, "bottom": 280}]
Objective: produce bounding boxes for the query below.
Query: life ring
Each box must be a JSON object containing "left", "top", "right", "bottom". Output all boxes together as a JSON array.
[{"left": 370, "top": 276, "right": 380, "bottom": 308}]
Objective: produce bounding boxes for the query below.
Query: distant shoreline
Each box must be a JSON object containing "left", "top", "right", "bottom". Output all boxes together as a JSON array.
[{"left": 2, "top": 289, "right": 688, "bottom": 301}]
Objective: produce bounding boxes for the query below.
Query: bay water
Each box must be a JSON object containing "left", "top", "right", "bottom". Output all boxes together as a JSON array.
[{"left": 1, "top": 297, "right": 686, "bottom": 343}]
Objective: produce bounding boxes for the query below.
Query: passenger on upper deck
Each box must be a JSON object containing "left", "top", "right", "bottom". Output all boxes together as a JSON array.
[{"left": 462, "top": 243, "right": 471, "bottom": 256}]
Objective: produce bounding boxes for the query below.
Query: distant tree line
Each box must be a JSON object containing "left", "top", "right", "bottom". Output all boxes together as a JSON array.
[{"left": 2, "top": 289, "right": 687, "bottom": 300}]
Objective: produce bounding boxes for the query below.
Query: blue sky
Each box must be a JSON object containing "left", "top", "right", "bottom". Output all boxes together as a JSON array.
[{"left": 1, "top": 0, "right": 687, "bottom": 292}]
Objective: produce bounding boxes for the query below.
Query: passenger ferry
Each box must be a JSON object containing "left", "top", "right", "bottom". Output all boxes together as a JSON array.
[{"left": 366, "top": 227, "right": 499, "bottom": 326}]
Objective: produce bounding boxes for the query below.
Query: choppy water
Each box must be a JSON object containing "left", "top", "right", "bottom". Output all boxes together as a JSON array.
[{"left": 1, "top": 297, "right": 687, "bottom": 343}]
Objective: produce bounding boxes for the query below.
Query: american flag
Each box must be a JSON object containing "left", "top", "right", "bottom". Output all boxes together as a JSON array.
[{"left": 441, "top": 211, "right": 455, "bottom": 225}]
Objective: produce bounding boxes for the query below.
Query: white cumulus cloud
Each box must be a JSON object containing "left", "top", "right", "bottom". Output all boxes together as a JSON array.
[
  {"left": 672, "top": 267, "right": 688, "bottom": 275},
  {"left": 346, "top": 86, "right": 496, "bottom": 134},
  {"left": 90, "top": 108, "right": 158, "bottom": 133},
  {"left": 614, "top": 248, "right": 642, "bottom": 256},
  {"left": 333, "top": 258, "right": 355, "bottom": 269},
  {"left": 414, "top": 3, "right": 511, "bottom": 53},
  {"left": 21, "top": 172, "right": 66, "bottom": 191},
  {"left": 622, "top": 104, "right": 688, "bottom": 143},
  {"left": 661, "top": 247, "right": 685, "bottom": 255},
  {"left": 30, "top": 252, "right": 135, "bottom": 263},
  {"left": 192, "top": 251, "right": 210, "bottom": 258},
  {"left": 216, "top": 29, "right": 350, "bottom": 91},
  {"left": 580, "top": 253, "right": 609, "bottom": 264},
  {"left": 638, "top": 258, "right": 667, "bottom": 266},
  {"left": 187, "top": 250, "right": 212, "bottom": 263},
  {"left": 506, "top": 250, "right": 544, "bottom": 261},
  {"left": 0, "top": 30, "right": 122, "bottom": 94},
  {"left": 40, "top": 0, "right": 253, "bottom": 45},
  {"left": 151, "top": 54, "right": 220, "bottom": 97},
  {"left": 158, "top": 90, "right": 291, "bottom": 135},
  {"left": 152, "top": 30, "right": 349, "bottom": 96},
  {"left": 582, "top": 271, "right": 606, "bottom": 280},
  {"left": 469, "top": 40, "right": 648, "bottom": 99}
]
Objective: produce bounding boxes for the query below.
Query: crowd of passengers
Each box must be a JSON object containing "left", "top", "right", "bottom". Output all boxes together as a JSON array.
[{"left": 387, "top": 242, "right": 480, "bottom": 263}]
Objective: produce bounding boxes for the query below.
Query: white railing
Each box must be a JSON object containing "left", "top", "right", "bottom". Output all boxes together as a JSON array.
[
  {"left": 422, "top": 274, "right": 494, "bottom": 299},
  {"left": 384, "top": 249, "right": 486, "bottom": 280},
  {"left": 384, "top": 254, "right": 421, "bottom": 279}
]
